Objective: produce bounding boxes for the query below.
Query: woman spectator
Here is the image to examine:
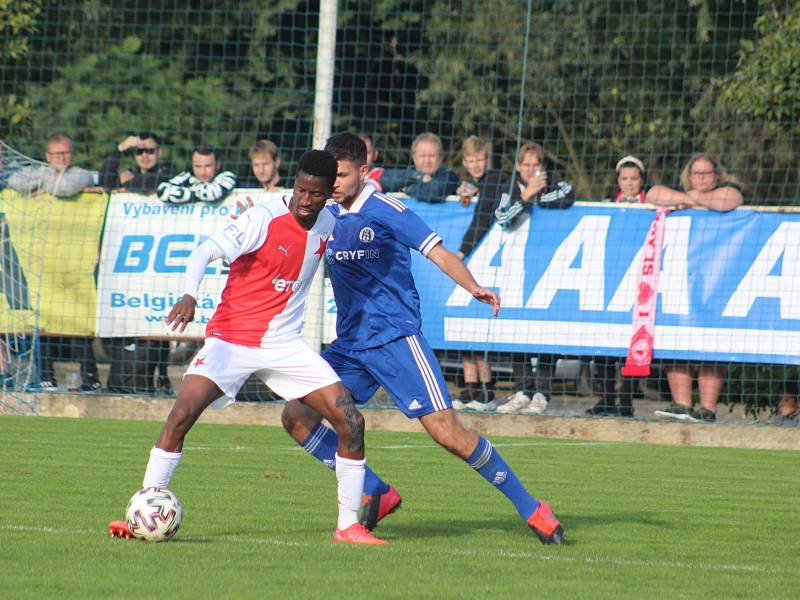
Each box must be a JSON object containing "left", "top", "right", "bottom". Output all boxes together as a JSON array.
[
  {"left": 587, "top": 155, "right": 650, "bottom": 417},
  {"left": 495, "top": 142, "right": 575, "bottom": 414},
  {"left": 648, "top": 153, "right": 743, "bottom": 422},
  {"left": 451, "top": 136, "right": 509, "bottom": 410},
  {"left": 607, "top": 155, "right": 648, "bottom": 203}
]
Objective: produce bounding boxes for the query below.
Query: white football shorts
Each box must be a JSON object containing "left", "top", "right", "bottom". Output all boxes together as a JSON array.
[{"left": 184, "top": 336, "right": 341, "bottom": 408}]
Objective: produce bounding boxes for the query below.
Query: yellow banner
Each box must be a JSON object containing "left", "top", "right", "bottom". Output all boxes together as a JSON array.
[{"left": 0, "top": 189, "right": 108, "bottom": 335}]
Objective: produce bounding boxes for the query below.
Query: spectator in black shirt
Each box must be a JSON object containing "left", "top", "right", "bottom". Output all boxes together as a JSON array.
[
  {"left": 99, "top": 132, "right": 173, "bottom": 194},
  {"left": 452, "top": 136, "right": 510, "bottom": 410}
]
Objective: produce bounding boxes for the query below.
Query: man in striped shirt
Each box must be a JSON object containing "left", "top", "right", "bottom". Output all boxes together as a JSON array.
[{"left": 157, "top": 144, "right": 237, "bottom": 204}]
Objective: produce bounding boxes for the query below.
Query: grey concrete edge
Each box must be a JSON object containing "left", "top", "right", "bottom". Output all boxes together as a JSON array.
[{"left": 2, "top": 392, "right": 798, "bottom": 451}]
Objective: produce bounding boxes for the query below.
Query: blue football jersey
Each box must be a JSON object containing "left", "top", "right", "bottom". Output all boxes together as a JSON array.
[{"left": 325, "top": 184, "right": 442, "bottom": 350}]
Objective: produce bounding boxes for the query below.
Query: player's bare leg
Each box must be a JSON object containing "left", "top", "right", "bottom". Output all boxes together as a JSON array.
[
  {"left": 419, "top": 408, "right": 564, "bottom": 545},
  {"left": 282, "top": 398, "right": 325, "bottom": 446},
  {"left": 155, "top": 374, "right": 224, "bottom": 451},
  {"left": 281, "top": 399, "right": 402, "bottom": 531},
  {"left": 418, "top": 408, "right": 479, "bottom": 459},
  {"left": 299, "top": 383, "right": 386, "bottom": 545},
  {"left": 109, "top": 374, "right": 223, "bottom": 539}
]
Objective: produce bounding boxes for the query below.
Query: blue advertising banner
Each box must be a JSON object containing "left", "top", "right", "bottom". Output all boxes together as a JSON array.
[{"left": 400, "top": 200, "right": 800, "bottom": 365}]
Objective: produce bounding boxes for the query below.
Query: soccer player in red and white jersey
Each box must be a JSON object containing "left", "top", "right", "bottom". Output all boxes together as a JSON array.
[{"left": 108, "top": 150, "right": 384, "bottom": 545}]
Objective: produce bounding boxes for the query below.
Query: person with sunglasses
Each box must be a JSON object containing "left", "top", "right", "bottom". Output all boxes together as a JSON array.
[{"left": 99, "top": 131, "right": 174, "bottom": 194}]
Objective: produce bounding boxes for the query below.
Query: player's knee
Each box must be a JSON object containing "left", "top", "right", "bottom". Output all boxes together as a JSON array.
[
  {"left": 281, "top": 399, "right": 302, "bottom": 432},
  {"left": 165, "top": 403, "right": 193, "bottom": 433},
  {"left": 424, "top": 413, "right": 474, "bottom": 457}
]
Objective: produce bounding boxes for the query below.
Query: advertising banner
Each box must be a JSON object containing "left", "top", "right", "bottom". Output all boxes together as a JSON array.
[
  {"left": 325, "top": 199, "right": 800, "bottom": 365},
  {"left": 95, "top": 190, "right": 284, "bottom": 337},
  {"left": 0, "top": 189, "right": 107, "bottom": 335}
]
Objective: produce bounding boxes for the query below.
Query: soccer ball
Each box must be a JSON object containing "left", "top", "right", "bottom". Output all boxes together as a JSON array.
[{"left": 125, "top": 487, "right": 183, "bottom": 542}]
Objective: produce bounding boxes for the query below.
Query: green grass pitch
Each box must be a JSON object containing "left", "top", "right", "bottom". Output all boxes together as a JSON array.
[{"left": 1, "top": 415, "right": 797, "bottom": 599}]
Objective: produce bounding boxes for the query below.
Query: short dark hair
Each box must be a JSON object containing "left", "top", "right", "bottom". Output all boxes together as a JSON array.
[
  {"left": 192, "top": 144, "right": 217, "bottom": 159},
  {"left": 324, "top": 132, "right": 366, "bottom": 166},
  {"left": 138, "top": 131, "right": 160, "bottom": 145},
  {"left": 297, "top": 150, "right": 337, "bottom": 189}
]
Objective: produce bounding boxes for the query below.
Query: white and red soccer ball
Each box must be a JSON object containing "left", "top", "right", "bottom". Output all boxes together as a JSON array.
[{"left": 125, "top": 487, "right": 183, "bottom": 542}]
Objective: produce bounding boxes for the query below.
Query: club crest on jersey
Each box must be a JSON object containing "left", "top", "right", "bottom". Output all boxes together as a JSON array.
[{"left": 359, "top": 227, "right": 375, "bottom": 243}]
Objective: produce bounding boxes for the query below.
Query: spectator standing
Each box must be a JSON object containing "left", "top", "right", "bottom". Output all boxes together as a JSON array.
[
  {"left": 452, "top": 136, "right": 510, "bottom": 410},
  {"left": 649, "top": 153, "right": 744, "bottom": 422},
  {"left": 98, "top": 132, "right": 174, "bottom": 193},
  {"left": 379, "top": 132, "right": 459, "bottom": 203},
  {"left": 495, "top": 142, "right": 575, "bottom": 415},
  {"left": 607, "top": 155, "right": 649, "bottom": 203},
  {"left": 7, "top": 134, "right": 101, "bottom": 391},
  {"left": 587, "top": 155, "right": 650, "bottom": 417},
  {"left": 157, "top": 144, "right": 237, "bottom": 204},
  {"left": 772, "top": 381, "right": 799, "bottom": 426},
  {"left": 8, "top": 133, "right": 97, "bottom": 197},
  {"left": 100, "top": 132, "right": 173, "bottom": 395},
  {"left": 358, "top": 133, "right": 384, "bottom": 191},
  {"left": 246, "top": 139, "right": 282, "bottom": 191}
]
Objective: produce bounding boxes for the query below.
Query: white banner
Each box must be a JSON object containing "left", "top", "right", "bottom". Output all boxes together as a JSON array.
[{"left": 96, "top": 190, "right": 297, "bottom": 339}]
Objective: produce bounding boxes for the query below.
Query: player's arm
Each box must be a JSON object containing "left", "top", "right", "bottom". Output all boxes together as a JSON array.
[
  {"left": 166, "top": 239, "right": 226, "bottom": 332},
  {"left": 426, "top": 243, "right": 500, "bottom": 316}
]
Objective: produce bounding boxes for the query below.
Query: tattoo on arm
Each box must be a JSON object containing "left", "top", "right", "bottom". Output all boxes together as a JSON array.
[{"left": 336, "top": 392, "right": 364, "bottom": 453}]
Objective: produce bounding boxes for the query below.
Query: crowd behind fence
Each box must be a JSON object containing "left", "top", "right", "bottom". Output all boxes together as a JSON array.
[{"left": 1, "top": 1, "right": 799, "bottom": 423}]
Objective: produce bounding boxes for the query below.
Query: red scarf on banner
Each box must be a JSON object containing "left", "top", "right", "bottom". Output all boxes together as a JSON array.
[{"left": 621, "top": 208, "right": 668, "bottom": 377}]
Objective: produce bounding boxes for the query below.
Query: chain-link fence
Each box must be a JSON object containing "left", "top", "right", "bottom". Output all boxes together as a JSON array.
[{"left": 1, "top": 1, "right": 798, "bottom": 423}]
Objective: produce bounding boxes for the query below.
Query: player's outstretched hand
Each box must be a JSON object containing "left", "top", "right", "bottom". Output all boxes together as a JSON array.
[
  {"left": 166, "top": 294, "right": 197, "bottom": 333},
  {"left": 472, "top": 287, "right": 501, "bottom": 317},
  {"left": 232, "top": 195, "right": 255, "bottom": 220}
]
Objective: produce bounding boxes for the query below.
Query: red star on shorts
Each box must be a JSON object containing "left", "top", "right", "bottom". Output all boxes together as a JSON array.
[
  {"left": 315, "top": 237, "right": 329, "bottom": 256},
  {"left": 192, "top": 357, "right": 206, "bottom": 368}
]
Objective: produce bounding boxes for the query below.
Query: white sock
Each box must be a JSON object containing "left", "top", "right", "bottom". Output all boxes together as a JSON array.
[
  {"left": 335, "top": 453, "right": 365, "bottom": 530},
  {"left": 142, "top": 447, "right": 182, "bottom": 488}
]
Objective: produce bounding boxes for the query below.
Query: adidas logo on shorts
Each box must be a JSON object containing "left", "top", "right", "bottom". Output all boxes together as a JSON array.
[{"left": 408, "top": 399, "right": 422, "bottom": 411}]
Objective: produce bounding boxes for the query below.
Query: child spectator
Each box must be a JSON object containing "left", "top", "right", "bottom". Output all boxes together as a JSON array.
[
  {"left": 586, "top": 155, "right": 650, "bottom": 417},
  {"left": 452, "top": 136, "right": 510, "bottom": 410},
  {"left": 607, "top": 155, "right": 649, "bottom": 202}
]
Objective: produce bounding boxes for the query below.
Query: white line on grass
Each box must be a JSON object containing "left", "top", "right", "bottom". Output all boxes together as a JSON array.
[
  {"left": 284, "top": 440, "right": 612, "bottom": 452},
  {"left": 2, "top": 523, "right": 781, "bottom": 575},
  {"left": 8, "top": 437, "right": 610, "bottom": 453}
]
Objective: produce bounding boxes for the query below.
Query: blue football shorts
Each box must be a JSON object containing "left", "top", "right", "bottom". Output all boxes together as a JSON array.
[{"left": 321, "top": 333, "right": 452, "bottom": 418}]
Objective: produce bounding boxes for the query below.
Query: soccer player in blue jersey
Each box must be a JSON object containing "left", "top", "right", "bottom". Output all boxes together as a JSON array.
[{"left": 281, "top": 133, "right": 564, "bottom": 544}]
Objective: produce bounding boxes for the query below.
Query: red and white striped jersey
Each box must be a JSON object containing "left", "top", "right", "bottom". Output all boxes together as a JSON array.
[{"left": 205, "top": 196, "right": 333, "bottom": 347}]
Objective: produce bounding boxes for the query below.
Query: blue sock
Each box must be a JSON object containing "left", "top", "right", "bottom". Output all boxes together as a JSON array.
[
  {"left": 467, "top": 436, "right": 539, "bottom": 520},
  {"left": 300, "top": 423, "right": 389, "bottom": 496}
]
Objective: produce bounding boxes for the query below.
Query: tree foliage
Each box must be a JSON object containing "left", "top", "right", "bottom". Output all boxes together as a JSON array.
[{"left": 2, "top": 0, "right": 797, "bottom": 202}]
